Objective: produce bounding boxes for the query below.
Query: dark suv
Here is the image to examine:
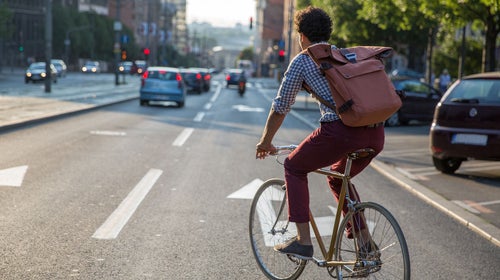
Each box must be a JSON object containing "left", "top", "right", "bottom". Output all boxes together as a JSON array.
[
  {"left": 180, "top": 68, "right": 203, "bottom": 94},
  {"left": 430, "top": 72, "right": 500, "bottom": 173}
]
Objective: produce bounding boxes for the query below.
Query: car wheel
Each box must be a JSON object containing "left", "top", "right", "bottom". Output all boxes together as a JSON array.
[
  {"left": 385, "top": 112, "right": 400, "bottom": 127},
  {"left": 140, "top": 100, "right": 148, "bottom": 106},
  {"left": 432, "top": 156, "right": 462, "bottom": 174},
  {"left": 177, "top": 101, "right": 185, "bottom": 108}
]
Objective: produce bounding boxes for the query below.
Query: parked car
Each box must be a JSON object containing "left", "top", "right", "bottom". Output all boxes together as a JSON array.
[
  {"left": 385, "top": 78, "right": 443, "bottom": 126},
  {"left": 118, "top": 61, "right": 133, "bottom": 74},
  {"left": 51, "top": 59, "right": 67, "bottom": 77},
  {"left": 25, "top": 62, "right": 58, "bottom": 83},
  {"left": 430, "top": 72, "right": 500, "bottom": 174},
  {"left": 225, "top": 68, "right": 246, "bottom": 87},
  {"left": 81, "top": 61, "right": 101, "bottom": 73},
  {"left": 140, "top": 67, "right": 186, "bottom": 107},
  {"left": 180, "top": 68, "right": 203, "bottom": 94}
]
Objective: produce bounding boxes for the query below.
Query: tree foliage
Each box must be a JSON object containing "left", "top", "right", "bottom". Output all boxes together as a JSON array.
[
  {"left": 0, "top": 3, "right": 13, "bottom": 39},
  {"left": 304, "top": 0, "right": 497, "bottom": 75}
]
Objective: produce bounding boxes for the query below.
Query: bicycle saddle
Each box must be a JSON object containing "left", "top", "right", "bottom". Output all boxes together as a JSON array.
[{"left": 348, "top": 148, "right": 376, "bottom": 159}]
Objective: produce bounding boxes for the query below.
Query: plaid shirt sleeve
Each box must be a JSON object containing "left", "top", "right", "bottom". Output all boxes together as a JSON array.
[{"left": 272, "top": 51, "right": 340, "bottom": 122}]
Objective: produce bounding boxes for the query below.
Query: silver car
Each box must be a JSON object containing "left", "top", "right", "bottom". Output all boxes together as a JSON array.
[{"left": 140, "top": 67, "right": 186, "bottom": 107}]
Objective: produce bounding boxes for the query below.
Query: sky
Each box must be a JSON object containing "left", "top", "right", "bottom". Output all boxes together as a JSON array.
[{"left": 186, "top": 0, "right": 256, "bottom": 27}]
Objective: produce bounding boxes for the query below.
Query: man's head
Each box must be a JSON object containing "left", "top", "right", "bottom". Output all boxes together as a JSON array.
[{"left": 294, "top": 6, "right": 332, "bottom": 43}]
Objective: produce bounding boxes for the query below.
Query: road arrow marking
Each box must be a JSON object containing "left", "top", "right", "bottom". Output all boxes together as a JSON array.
[
  {"left": 227, "top": 178, "right": 263, "bottom": 199},
  {"left": 0, "top": 165, "right": 28, "bottom": 187},
  {"left": 232, "top": 105, "right": 264, "bottom": 112}
]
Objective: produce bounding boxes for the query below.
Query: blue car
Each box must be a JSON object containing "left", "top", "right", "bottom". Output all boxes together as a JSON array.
[{"left": 140, "top": 67, "right": 186, "bottom": 107}]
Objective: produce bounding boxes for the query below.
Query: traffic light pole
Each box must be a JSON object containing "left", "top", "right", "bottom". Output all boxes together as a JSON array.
[
  {"left": 114, "top": 0, "right": 121, "bottom": 85},
  {"left": 44, "top": 0, "right": 52, "bottom": 93}
]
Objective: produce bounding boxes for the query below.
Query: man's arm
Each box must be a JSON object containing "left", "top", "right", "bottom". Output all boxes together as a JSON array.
[{"left": 256, "top": 109, "right": 286, "bottom": 159}]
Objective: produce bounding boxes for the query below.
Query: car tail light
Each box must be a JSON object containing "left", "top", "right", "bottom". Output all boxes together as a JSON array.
[
  {"left": 431, "top": 146, "right": 442, "bottom": 154},
  {"left": 176, "top": 73, "right": 183, "bottom": 88},
  {"left": 141, "top": 71, "right": 148, "bottom": 87},
  {"left": 196, "top": 73, "right": 202, "bottom": 80},
  {"left": 204, "top": 74, "right": 211, "bottom": 81},
  {"left": 226, "top": 75, "right": 230, "bottom": 81}
]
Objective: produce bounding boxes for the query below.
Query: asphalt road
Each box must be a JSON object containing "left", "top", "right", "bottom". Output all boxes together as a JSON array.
[{"left": 0, "top": 74, "right": 498, "bottom": 279}]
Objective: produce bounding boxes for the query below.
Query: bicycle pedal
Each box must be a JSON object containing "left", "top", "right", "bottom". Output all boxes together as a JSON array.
[{"left": 285, "top": 253, "right": 313, "bottom": 261}]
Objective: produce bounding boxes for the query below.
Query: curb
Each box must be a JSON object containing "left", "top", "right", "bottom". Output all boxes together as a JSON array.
[{"left": 371, "top": 159, "right": 500, "bottom": 247}]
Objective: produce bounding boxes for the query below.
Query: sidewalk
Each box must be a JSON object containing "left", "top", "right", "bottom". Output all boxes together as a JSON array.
[{"left": 0, "top": 72, "right": 139, "bottom": 130}]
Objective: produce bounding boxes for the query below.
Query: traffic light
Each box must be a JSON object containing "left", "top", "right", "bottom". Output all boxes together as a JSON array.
[
  {"left": 278, "top": 49, "right": 285, "bottom": 62},
  {"left": 249, "top": 17, "right": 253, "bottom": 30},
  {"left": 121, "top": 49, "right": 127, "bottom": 61},
  {"left": 18, "top": 45, "right": 24, "bottom": 53},
  {"left": 143, "top": 47, "right": 150, "bottom": 59}
]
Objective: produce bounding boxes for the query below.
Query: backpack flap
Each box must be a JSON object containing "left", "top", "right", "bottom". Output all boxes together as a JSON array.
[
  {"left": 306, "top": 44, "right": 332, "bottom": 60},
  {"left": 336, "top": 60, "right": 385, "bottom": 79},
  {"left": 331, "top": 46, "right": 393, "bottom": 64}
]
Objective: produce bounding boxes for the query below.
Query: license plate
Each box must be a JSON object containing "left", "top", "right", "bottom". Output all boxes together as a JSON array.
[{"left": 451, "top": 133, "right": 488, "bottom": 146}]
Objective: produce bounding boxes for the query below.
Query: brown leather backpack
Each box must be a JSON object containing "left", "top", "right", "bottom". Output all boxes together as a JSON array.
[{"left": 303, "top": 45, "right": 403, "bottom": 127}]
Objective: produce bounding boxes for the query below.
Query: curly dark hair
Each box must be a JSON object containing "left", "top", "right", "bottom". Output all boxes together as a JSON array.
[{"left": 294, "top": 6, "right": 332, "bottom": 43}]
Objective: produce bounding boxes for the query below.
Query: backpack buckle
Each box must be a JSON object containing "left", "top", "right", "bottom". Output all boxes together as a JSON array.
[{"left": 344, "top": 53, "right": 357, "bottom": 63}]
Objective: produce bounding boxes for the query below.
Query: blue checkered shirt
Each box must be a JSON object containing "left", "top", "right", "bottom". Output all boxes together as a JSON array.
[{"left": 272, "top": 43, "right": 340, "bottom": 123}]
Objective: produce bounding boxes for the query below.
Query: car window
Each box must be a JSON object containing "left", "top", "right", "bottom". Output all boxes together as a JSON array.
[
  {"left": 445, "top": 79, "right": 500, "bottom": 104},
  {"left": 147, "top": 70, "right": 177, "bottom": 81},
  {"left": 401, "top": 80, "right": 431, "bottom": 95}
]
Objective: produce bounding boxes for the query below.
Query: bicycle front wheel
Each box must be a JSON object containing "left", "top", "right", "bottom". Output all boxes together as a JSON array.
[
  {"left": 335, "top": 202, "right": 410, "bottom": 279},
  {"left": 249, "top": 179, "right": 306, "bottom": 280}
]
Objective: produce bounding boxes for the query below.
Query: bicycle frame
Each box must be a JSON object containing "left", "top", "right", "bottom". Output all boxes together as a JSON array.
[{"left": 275, "top": 145, "right": 374, "bottom": 267}]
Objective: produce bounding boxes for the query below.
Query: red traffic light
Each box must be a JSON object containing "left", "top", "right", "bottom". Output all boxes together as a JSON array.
[
  {"left": 143, "top": 48, "right": 150, "bottom": 56},
  {"left": 278, "top": 50, "right": 285, "bottom": 62}
]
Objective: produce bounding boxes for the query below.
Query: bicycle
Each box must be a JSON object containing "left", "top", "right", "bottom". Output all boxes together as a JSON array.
[{"left": 249, "top": 145, "right": 410, "bottom": 279}]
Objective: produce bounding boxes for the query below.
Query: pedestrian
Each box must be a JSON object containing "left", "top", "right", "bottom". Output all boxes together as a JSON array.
[
  {"left": 439, "top": 69, "right": 451, "bottom": 92},
  {"left": 255, "top": 6, "right": 384, "bottom": 259}
]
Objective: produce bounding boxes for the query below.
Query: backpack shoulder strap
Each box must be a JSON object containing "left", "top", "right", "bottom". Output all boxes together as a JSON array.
[
  {"left": 302, "top": 82, "right": 337, "bottom": 112},
  {"left": 301, "top": 47, "right": 338, "bottom": 112}
]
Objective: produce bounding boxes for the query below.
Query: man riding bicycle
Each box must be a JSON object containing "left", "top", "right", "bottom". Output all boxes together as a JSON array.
[{"left": 255, "top": 6, "right": 384, "bottom": 259}]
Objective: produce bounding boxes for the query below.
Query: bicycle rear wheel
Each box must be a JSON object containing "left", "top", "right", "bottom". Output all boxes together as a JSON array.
[
  {"left": 335, "top": 202, "right": 410, "bottom": 279},
  {"left": 249, "top": 179, "right": 306, "bottom": 280}
]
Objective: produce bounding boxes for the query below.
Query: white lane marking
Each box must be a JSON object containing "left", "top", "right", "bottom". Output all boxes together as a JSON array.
[
  {"left": 0, "top": 165, "right": 28, "bottom": 187},
  {"left": 194, "top": 112, "right": 205, "bottom": 122},
  {"left": 90, "top": 130, "right": 126, "bottom": 136},
  {"left": 172, "top": 128, "right": 194, "bottom": 146},
  {"left": 92, "top": 169, "right": 163, "bottom": 240},
  {"left": 210, "top": 84, "right": 222, "bottom": 103},
  {"left": 204, "top": 103, "right": 212, "bottom": 110}
]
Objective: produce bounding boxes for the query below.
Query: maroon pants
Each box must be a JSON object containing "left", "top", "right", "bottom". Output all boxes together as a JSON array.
[{"left": 283, "top": 120, "right": 384, "bottom": 228}]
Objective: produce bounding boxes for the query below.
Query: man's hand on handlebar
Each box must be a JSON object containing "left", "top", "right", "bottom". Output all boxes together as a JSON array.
[{"left": 256, "top": 142, "right": 277, "bottom": 159}]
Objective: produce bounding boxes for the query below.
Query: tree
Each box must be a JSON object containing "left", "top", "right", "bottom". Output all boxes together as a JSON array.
[
  {"left": 0, "top": 3, "right": 13, "bottom": 70},
  {"left": 355, "top": 0, "right": 440, "bottom": 81},
  {"left": 435, "top": 0, "right": 500, "bottom": 72},
  {"left": 0, "top": 3, "right": 13, "bottom": 39},
  {"left": 239, "top": 46, "right": 254, "bottom": 61}
]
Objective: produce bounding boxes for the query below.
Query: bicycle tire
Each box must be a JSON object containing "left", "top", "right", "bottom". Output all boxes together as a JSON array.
[
  {"left": 335, "top": 202, "right": 410, "bottom": 279},
  {"left": 249, "top": 179, "right": 307, "bottom": 280}
]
